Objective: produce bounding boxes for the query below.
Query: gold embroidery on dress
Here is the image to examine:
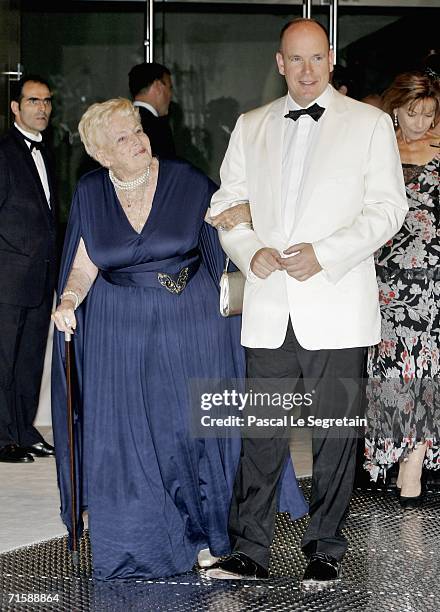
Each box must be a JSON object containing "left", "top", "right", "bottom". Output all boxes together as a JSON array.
[{"left": 157, "top": 267, "right": 189, "bottom": 294}]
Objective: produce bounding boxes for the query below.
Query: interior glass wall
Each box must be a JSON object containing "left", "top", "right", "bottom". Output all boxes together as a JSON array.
[{"left": 20, "top": 1, "right": 439, "bottom": 218}]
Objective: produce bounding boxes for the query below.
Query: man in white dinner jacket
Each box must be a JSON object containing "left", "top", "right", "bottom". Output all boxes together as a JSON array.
[{"left": 207, "top": 18, "right": 408, "bottom": 583}]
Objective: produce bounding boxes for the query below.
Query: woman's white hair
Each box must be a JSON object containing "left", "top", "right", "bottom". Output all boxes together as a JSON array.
[{"left": 78, "top": 98, "right": 141, "bottom": 161}]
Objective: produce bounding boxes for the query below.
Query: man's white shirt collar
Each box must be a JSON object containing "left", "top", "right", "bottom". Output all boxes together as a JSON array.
[
  {"left": 133, "top": 101, "right": 159, "bottom": 117},
  {"left": 14, "top": 123, "right": 51, "bottom": 206},
  {"left": 14, "top": 122, "right": 43, "bottom": 142}
]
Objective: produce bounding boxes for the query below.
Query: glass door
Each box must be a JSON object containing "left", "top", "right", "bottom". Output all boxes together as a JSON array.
[{"left": 0, "top": 0, "right": 21, "bottom": 133}]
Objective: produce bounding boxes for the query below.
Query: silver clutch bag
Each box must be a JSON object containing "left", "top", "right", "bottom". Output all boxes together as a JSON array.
[{"left": 219, "top": 257, "right": 246, "bottom": 317}]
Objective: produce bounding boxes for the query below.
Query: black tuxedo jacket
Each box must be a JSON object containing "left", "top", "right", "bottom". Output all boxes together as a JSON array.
[
  {"left": 138, "top": 106, "right": 176, "bottom": 158},
  {"left": 0, "top": 126, "right": 58, "bottom": 307}
]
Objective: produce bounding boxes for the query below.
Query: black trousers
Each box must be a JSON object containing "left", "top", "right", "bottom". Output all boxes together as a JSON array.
[
  {"left": 0, "top": 290, "right": 53, "bottom": 448},
  {"left": 229, "top": 321, "right": 364, "bottom": 569}
]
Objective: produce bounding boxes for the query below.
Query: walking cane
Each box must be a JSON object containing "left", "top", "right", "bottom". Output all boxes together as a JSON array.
[{"left": 65, "top": 330, "right": 79, "bottom": 568}]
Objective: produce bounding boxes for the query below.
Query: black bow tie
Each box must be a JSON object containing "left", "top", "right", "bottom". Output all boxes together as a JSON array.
[
  {"left": 21, "top": 134, "right": 45, "bottom": 152},
  {"left": 284, "top": 103, "right": 325, "bottom": 122}
]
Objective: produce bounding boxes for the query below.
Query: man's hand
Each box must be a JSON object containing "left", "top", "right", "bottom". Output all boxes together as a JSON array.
[
  {"left": 280, "top": 243, "right": 322, "bottom": 281},
  {"left": 250, "top": 248, "right": 283, "bottom": 279}
]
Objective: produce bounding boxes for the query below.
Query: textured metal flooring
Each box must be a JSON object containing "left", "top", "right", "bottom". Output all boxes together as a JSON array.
[{"left": 1, "top": 478, "right": 438, "bottom": 612}]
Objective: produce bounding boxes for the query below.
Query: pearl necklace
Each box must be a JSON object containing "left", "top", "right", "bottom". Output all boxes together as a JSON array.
[{"left": 109, "top": 164, "right": 151, "bottom": 191}]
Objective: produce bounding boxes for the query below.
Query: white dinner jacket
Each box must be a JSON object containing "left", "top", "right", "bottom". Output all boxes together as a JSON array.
[{"left": 211, "top": 87, "right": 408, "bottom": 350}]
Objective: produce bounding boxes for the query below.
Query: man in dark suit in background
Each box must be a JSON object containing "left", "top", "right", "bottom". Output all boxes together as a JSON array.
[
  {"left": 0, "top": 75, "right": 57, "bottom": 463},
  {"left": 128, "top": 62, "right": 175, "bottom": 158}
]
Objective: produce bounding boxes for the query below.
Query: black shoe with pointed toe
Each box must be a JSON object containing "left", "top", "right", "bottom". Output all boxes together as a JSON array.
[
  {"left": 205, "top": 552, "right": 269, "bottom": 580},
  {"left": 0, "top": 444, "right": 34, "bottom": 463},
  {"left": 399, "top": 492, "right": 424, "bottom": 508},
  {"left": 302, "top": 553, "right": 341, "bottom": 584},
  {"left": 25, "top": 441, "right": 55, "bottom": 457},
  {"left": 399, "top": 471, "right": 427, "bottom": 508}
]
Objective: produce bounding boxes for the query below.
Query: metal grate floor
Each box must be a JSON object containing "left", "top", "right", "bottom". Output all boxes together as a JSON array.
[{"left": 1, "top": 478, "right": 438, "bottom": 612}]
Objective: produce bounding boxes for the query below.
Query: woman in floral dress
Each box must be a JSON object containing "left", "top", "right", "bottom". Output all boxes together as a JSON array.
[{"left": 365, "top": 71, "right": 440, "bottom": 507}]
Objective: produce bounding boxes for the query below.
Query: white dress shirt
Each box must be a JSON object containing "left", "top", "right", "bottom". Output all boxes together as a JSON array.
[
  {"left": 133, "top": 100, "right": 159, "bottom": 117},
  {"left": 281, "top": 85, "right": 331, "bottom": 235},
  {"left": 247, "top": 85, "right": 331, "bottom": 280},
  {"left": 14, "top": 122, "right": 51, "bottom": 208}
]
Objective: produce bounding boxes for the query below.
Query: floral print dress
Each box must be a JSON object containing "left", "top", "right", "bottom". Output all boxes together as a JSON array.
[{"left": 365, "top": 157, "right": 440, "bottom": 481}]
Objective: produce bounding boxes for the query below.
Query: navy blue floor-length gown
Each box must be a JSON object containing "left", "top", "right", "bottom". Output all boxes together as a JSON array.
[{"left": 52, "top": 159, "right": 307, "bottom": 580}]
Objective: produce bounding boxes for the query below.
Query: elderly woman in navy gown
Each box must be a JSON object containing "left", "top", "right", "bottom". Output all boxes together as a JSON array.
[{"left": 51, "top": 99, "right": 307, "bottom": 580}]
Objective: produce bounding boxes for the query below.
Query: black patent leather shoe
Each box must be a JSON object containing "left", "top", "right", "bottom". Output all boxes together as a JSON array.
[
  {"left": 399, "top": 492, "right": 424, "bottom": 508},
  {"left": 399, "top": 472, "right": 426, "bottom": 508},
  {"left": 205, "top": 552, "right": 269, "bottom": 580},
  {"left": 25, "top": 441, "right": 55, "bottom": 457},
  {"left": 302, "top": 553, "right": 341, "bottom": 583},
  {"left": 0, "top": 444, "right": 34, "bottom": 463}
]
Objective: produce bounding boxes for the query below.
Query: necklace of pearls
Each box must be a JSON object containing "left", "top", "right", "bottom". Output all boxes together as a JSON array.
[{"left": 109, "top": 164, "right": 151, "bottom": 191}]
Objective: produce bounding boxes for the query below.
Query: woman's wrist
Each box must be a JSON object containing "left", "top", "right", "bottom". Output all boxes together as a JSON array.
[{"left": 60, "top": 290, "right": 79, "bottom": 310}]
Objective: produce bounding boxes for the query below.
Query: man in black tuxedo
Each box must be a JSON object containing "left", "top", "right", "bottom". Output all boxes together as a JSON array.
[
  {"left": 0, "top": 75, "right": 57, "bottom": 463},
  {"left": 128, "top": 62, "right": 176, "bottom": 158}
]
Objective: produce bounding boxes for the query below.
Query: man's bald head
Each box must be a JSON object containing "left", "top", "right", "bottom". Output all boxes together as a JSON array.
[
  {"left": 280, "top": 19, "right": 330, "bottom": 53},
  {"left": 276, "top": 18, "right": 334, "bottom": 107}
]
